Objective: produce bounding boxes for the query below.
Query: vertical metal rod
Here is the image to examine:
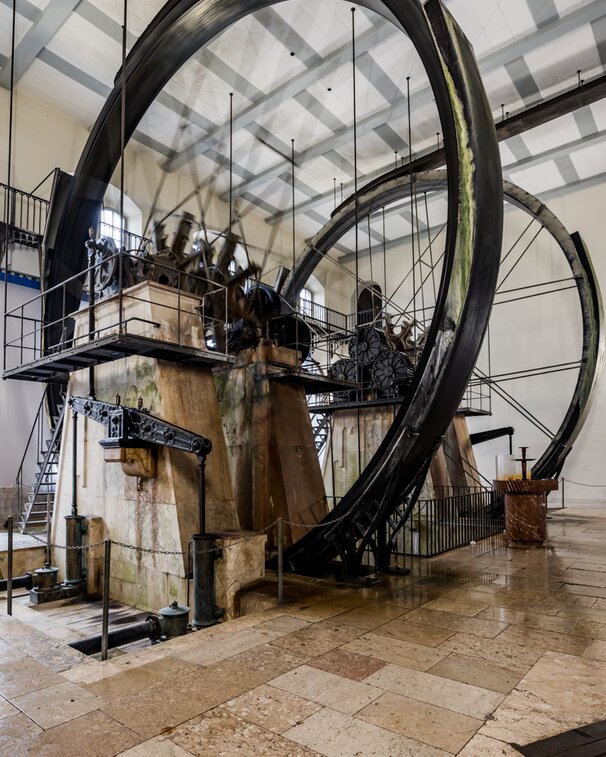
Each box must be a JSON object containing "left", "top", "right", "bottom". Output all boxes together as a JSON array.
[
  {"left": 382, "top": 207, "right": 387, "bottom": 307},
  {"left": 6, "top": 516, "right": 13, "bottom": 615},
  {"left": 177, "top": 270, "right": 181, "bottom": 345},
  {"left": 406, "top": 75, "right": 417, "bottom": 364},
  {"left": 561, "top": 478, "right": 565, "bottom": 508},
  {"left": 186, "top": 539, "right": 192, "bottom": 610},
  {"left": 101, "top": 539, "right": 111, "bottom": 661},
  {"left": 3, "top": 1, "right": 17, "bottom": 372},
  {"left": 198, "top": 455, "right": 206, "bottom": 536},
  {"left": 46, "top": 494, "right": 51, "bottom": 564},
  {"left": 118, "top": 0, "right": 127, "bottom": 334},
  {"left": 229, "top": 92, "right": 234, "bottom": 230},
  {"left": 291, "top": 139, "right": 296, "bottom": 294},
  {"left": 87, "top": 236, "right": 96, "bottom": 397},
  {"left": 71, "top": 411, "right": 78, "bottom": 517},
  {"left": 277, "top": 518, "right": 284, "bottom": 604}
]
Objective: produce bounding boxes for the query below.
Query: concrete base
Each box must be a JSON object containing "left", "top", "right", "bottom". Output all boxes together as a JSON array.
[
  {"left": 51, "top": 282, "right": 239, "bottom": 613},
  {"left": 0, "top": 534, "right": 46, "bottom": 579},
  {"left": 216, "top": 344, "right": 328, "bottom": 551}
]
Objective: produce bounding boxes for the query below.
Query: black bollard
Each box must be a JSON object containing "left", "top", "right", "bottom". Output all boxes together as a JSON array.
[{"left": 192, "top": 534, "right": 223, "bottom": 628}]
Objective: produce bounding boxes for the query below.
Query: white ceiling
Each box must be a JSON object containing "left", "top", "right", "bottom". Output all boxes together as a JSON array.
[{"left": 1, "top": 0, "right": 605, "bottom": 247}]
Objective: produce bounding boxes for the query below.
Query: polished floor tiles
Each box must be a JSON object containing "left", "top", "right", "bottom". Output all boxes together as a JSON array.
[{"left": 3, "top": 506, "right": 606, "bottom": 754}]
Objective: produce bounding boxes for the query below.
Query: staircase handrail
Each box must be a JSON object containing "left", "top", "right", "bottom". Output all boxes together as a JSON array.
[{"left": 14, "top": 385, "right": 48, "bottom": 515}]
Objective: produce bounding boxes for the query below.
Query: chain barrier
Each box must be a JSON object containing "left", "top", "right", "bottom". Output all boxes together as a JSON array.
[
  {"left": 22, "top": 507, "right": 353, "bottom": 557},
  {"left": 561, "top": 477, "right": 606, "bottom": 488}
]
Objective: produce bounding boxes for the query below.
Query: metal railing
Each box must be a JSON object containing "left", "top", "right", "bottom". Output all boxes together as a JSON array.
[
  {"left": 1, "top": 182, "right": 49, "bottom": 242},
  {"left": 3, "top": 249, "right": 232, "bottom": 371},
  {"left": 399, "top": 489, "right": 505, "bottom": 557},
  {"left": 14, "top": 386, "right": 51, "bottom": 519},
  {"left": 97, "top": 220, "right": 154, "bottom": 255}
]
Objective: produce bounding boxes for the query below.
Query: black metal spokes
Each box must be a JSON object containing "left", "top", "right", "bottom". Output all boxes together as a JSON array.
[
  {"left": 285, "top": 161, "right": 603, "bottom": 572},
  {"left": 41, "top": 0, "right": 503, "bottom": 574}
]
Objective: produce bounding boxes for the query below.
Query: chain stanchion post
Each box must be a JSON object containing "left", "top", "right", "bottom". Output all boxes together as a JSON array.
[
  {"left": 101, "top": 539, "right": 111, "bottom": 661},
  {"left": 6, "top": 516, "right": 13, "bottom": 616},
  {"left": 277, "top": 518, "right": 284, "bottom": 605}
]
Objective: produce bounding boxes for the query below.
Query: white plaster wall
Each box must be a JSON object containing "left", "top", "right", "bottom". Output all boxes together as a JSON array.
[
  {"left": 0, "top": 278, "right": 44, "bottom": 486},
  {"left": 332, "top": 182, "right": 606, "bottom": 505}
]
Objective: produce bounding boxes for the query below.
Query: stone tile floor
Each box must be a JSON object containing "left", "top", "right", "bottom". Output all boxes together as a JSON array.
[{"left": 1, "top": 506, "right": 606, "bottom": 755}]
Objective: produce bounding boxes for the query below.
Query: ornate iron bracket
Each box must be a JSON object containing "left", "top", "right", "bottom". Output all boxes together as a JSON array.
[
  {"left": 68, "top": 396, "right": 212, "bottom": 456},
  {"left": 68, "top": 395, "right": 212, "bottom": 534}
]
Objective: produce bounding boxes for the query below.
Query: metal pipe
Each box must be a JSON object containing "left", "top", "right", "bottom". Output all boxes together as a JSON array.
[
  {"left": 71, "top": 615, "right": 161, "bottom": 656},
  {"left": 277, "top": 518, "right": 284, "bottom": 604},
  {"left": 71, "top": 411, "right": 78, "bottom": 517},
  {"left": 101, "top": 539, "right": 111, "bottom": 660},
  {"left": 6, "top": 517, "right": 13, "bottom": 615},
  {"left": 198, "top": 455, "right": 206, "bottom": 536},
  {"left": 46, "top": 494, "right": 51, "bottom": 564},
  {"left": 64, "top": 516, "right": 84, "bottom": 585},
  {"left": 562, "top": 478, "right": 565, "bottom": 508},
  {"left": 0, "top": 573, "right": 32, "bottom": 592}
]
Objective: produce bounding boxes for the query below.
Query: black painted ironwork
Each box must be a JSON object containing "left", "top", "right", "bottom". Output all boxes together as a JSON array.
[
  {"left": 401, "top": 490, "right": 505, "bottom": 558},
  {"left": 469, "top": 427, "right": 514, "bottom": 447},
  {"left": 18, "top": 398, "right": 64, "bottom": 533},
  {"left": 25, "top": 0, "right": 503, "bottom": 577},
  {"left": 68, "top": 396, "right": 212, "bottom": 458},
  {"left": 0, "top": 182, "right": 49, "bottom": 258}
]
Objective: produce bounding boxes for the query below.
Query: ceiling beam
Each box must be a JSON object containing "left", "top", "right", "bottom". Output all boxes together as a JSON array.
[
  {"left": 0, "top": 0, "right": 82, "bottom": 88},
  {"left": 231, "top": 0, "right": 606, "bottom": 213},
  {"left": 266, "top": 71, "right": 606, "bottom": 225},
  {"left": 162, "top": 17, "right": 395, "bottom": 173},
  {"left": 503, "top": 127, "right": 606, "bottom": 177},
  {"left": 338, "top": 164, "right": 606, "bottom": 265}
]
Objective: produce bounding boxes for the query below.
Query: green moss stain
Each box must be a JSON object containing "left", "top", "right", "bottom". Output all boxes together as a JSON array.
[{"left": 438, "top": 13, "right": 476, "bottom": 316}]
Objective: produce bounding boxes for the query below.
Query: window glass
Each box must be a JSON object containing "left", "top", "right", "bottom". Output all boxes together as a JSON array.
[
  {"left": 299, "top": 287, "right": 313, "bottom": 316},
  {"left": 100, "top": 208, "right": 124, "bottom": 247}
]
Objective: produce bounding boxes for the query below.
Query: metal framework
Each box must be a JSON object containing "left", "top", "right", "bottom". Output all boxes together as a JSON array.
[{"left": 29, "top": 0, "right": 503, "bottom": 576}]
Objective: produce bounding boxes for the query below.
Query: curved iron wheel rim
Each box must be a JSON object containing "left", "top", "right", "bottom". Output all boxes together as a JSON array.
[
  {"left": 41, "top": 0, "right": 503, "bottom": 572},
  {"left": 501, "top": 181, "right": 604, "bottom": 479},
  {"left": 283, "top": 168, "right": 602, "bottom": 572}
]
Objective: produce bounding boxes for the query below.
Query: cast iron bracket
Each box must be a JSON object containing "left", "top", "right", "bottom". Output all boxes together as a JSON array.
[{"left": 68, "top": 396, "right": 212, "bottom": 456}]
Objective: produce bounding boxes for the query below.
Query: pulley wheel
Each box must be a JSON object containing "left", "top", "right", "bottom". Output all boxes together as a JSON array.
[
  {"left": 371, "top": 351, "right": 415, "bottom": 390},
  {"left": 349, "top": 326, "right": 387, "bottom": 366}
]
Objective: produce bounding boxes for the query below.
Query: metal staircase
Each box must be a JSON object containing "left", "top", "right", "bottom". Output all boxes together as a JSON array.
[
  {"left": 311, "top": 411, "right": 330, "bottom": 454},
  {"left": 16, "top": 391, "right": 65, "bottom": 533}
]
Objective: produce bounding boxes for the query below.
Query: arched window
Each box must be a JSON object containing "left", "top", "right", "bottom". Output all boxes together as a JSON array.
[
  {"left": 299, "top": 286, "right": 313, "bottom": 317},
  {"left": 100, "top": 207, "right": 125, "bottom": 247}
]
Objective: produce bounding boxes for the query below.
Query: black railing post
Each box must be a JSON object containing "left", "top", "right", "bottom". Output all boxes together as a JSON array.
[{"left": 6, "top": 516, "right": 13, "bottom": 615}]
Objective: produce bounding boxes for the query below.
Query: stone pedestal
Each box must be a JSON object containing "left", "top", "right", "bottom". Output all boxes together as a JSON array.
[
  {"left": 493, "top": 479, "right": 559, "bottom": 544},
  {"left": 51, "top": 282, "right": 239, "bottom": 613},
  {"left": 215, "top": 343, "right": 328, "bottom": 551},
  {"left": 212, "top": 531, "right": 267, "bottom": 621}
]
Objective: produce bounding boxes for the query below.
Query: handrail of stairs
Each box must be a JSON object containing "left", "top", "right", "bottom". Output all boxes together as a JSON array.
[
  {"left": 14, "top": 385, "right": 49, "bottom": 518},
  {"left": 18, "top": 398, "right": 65, "bottom": 531}
]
